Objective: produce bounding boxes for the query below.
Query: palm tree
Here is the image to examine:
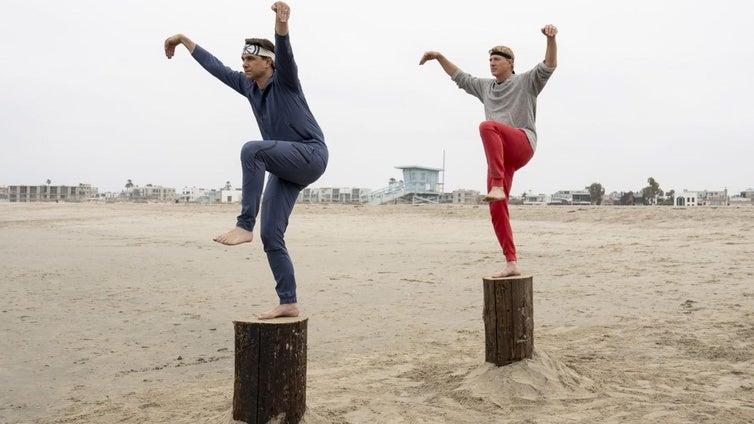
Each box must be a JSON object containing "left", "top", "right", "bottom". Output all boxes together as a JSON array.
[{"left": 125, "top": 179, "right": 133, "bottom": 189}]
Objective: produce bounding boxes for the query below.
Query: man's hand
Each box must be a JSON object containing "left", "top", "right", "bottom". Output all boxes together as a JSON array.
[
  {"left": 164, "top": 34, "right": 182, "bottom": 59},
  {"left": 272, "top": 1, "right": 290, "bottom": 23},
  {"left": 419, "top": 51, "right": 458, "bottom": 77},
  {"left": 541, "top": 24, "right": 558, "bottom": 38},
  {"left": 419, "top": 51, "right": 442, "bottom": 65},
  {"left": 164, "top": 34, "right": 196, "bottom": 58}
]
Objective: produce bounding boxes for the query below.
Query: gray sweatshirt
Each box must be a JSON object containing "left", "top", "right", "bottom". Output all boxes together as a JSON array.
[{"left": 451, "top": 61, "right": 555, "bottom": 152}]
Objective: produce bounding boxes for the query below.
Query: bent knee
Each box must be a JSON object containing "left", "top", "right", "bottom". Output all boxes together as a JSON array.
[
  {"left": 479, "top": 121, "right": 498, "bottom": 132},
  {"left": 240, "top": 140, "right": 266, "bottom": 159}
]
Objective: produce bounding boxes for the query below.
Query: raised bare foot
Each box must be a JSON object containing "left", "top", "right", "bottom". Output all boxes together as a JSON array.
[
  {"left": 213, "top": 226, "right": 253, "bottom": 246},
  {"left": 482, "top": 186, "right": 506, "bottom": 202},
  {"left": 259, "top": 303, "right": 299, "bottom": 320},
  {"left": 491, "top": 261, "right": 521, "bottom": 278}
]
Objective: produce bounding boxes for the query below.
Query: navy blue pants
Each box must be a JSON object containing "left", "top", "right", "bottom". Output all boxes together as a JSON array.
[{"left": 237, "top": 139, "right": 328, "bottom": 304}]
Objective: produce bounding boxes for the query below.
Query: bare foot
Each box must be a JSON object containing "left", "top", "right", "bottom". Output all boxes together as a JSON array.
[
  {"left": 482, "top": 186, "right": 506, "bottom": 202},
  {"left": 259, "top": 303, "right": 299, "bottom": 320},
  {"left": 491, "top": 261, "right": 521, "bottom": 278},
  {"left": 213, "top": 226, "right": 253, "bottom": 246}
]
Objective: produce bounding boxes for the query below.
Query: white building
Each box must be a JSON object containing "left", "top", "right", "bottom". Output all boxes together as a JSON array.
[
  {"left": 220, "top": 189, "right": 242, "bottom": 203},
  {"left": 450, "top": 189, "right": 480, "bottom": 204},
  {"left": 548, "top": 190, "right": 590, "bottom": 205},
  {"left": 9, "top": 184, "right": 98, "bottom": 202},
  {"left": 523, "top": 192, "right": 551, "bottom": 205},
  {"left": 675, "top": 189, "right": 728, "bottom": 206},
  {"left": 297, "top": 187, "right": 371, "bottom": 203},
  {"left": 730, "top": 194, "right": 752, "bottom": 205},
  {"left": 181, "top": 186, "right": 208, "bottom": 202},
  {"left": 675, "top": 191, "right": 698, "bottom": 206}
]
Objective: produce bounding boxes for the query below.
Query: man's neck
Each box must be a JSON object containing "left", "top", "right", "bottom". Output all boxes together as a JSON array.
[
  {"left": 495, "top": 72, "right": 513, "bottom": 84},
  {"left": 254, "top": 71, "right": 274, "bottom": 89}
]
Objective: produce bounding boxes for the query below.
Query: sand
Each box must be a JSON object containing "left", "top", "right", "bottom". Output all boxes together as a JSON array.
[{"left": 1, "top": 202, "right": 752, "bottom": 423}]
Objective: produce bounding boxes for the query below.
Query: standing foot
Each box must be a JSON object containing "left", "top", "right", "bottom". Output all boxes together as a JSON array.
[
  {"left": 482, "top": 186, "right": 506, "bottom": 202},
  {"left": 213, "top": 226, "right": 253, "bottom": 246},
  {"left": 491, "top": 261, "right": 521, "bottom": 278},
  {"left": 259, "top": 303, "right": 299, "bottom": 320}
]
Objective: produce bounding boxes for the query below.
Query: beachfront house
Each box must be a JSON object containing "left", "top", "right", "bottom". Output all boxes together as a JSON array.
[
  {"left": 523, "top": 191, "right": 551, "bottom": 205},
  {"left": 123, "top": 185, "right": 177, "bottom": 202},
  {"left": 571, "top": 191, "right": 591, "bottom": 205},
  {"left": 449, "top": 189, "right": 481, "bottom": 204},
  {"left": 181, "top": 186, "right": 220, "bottom": 203},
  {"left": 297, "top": 187, "right": 372, "bottom": 203},
  {"left": 8, "top": 183, "right": 98, "bottom": 202},
  {"left": 220, "top": 188, "right": 242, "bottom": 203},
  {"left": 675, "top": 191, "right": 698, "bottom": 206},
  {"left": 675, "top": 189, "right": 729, "bottom": 206}
]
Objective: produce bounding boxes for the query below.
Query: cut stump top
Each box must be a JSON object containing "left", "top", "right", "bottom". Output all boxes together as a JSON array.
[
  {"left": 233, "top": 316, "right": 308, "bottom": 325},
  {"left": 483, "top": 274, "right": 533, "bottom": 281}
]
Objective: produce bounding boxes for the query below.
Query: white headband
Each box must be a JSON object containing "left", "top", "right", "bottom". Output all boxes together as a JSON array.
[{"left": 243, "top": 44, "right": 275, "bottom": 62}]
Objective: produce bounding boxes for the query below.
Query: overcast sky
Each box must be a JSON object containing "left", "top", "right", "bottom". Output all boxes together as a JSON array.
[{"left": 2, "top": 0, "right": 752, "bottom": 196}]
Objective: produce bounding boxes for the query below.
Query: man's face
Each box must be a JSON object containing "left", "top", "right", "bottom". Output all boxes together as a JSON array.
[
  {"left": 241, "top": 53, "right": 271, "bottom": 80},
  {"left": 489, "top": 55, "right": 513, "bottom": 80}
]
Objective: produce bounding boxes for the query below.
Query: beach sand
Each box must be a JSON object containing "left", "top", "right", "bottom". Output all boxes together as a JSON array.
[{"left": 1, "top": 202, "right": 752, "bottom": 423}]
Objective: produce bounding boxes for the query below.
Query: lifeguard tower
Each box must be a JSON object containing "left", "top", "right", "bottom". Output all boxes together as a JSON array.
[{"left": 362, "top": 165, "right": 444, "bottom": 204}]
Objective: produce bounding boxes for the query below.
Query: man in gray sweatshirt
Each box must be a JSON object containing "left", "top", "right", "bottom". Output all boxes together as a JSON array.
[
  {"left": 164, "top": 2, "right": 327, "bottom": 319},
  {"left": 420, "top": 25, "right": 558, "bottom": 278}
]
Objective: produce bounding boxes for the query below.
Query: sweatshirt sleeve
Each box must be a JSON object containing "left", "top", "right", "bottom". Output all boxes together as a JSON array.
[
  {"left": 451, "top": 69, "right": 486, "bottom": 102},
  {"left": 527, "top": 61, "right": 556, "bottom": 95},
  {"left": 191, "top": 45, "right": 250, "bottom": 96}
]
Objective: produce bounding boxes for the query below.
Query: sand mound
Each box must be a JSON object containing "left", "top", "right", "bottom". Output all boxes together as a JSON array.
[{"left": 457, "top": 350, "right": 598, "bottom": 405}]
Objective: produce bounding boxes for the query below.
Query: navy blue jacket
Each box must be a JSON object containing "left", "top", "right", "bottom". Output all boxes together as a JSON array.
[{"left": 192, "top": 33, "right": 325, "bottom": 144}]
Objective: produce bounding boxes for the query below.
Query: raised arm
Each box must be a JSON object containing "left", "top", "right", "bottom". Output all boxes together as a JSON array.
[
  {"left": 541, "top": 25, "right": 558, "bottom": 68},
  {"left": 271, "top": 1, "right": 290, "bottom": 36},
  {"left": 164, "top": 34, "right": 196, "bottom": 59},
  {"left": 419, "top": 51, "right": 460, "bottom": 77}
]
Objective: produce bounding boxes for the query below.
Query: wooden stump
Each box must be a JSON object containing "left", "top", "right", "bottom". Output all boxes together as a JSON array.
[
  {"left": 483, "top": 275, "right": 533, "bottom": 366},
  {"left": 233, "top": 317, "right": 308, "bottom": 424}
]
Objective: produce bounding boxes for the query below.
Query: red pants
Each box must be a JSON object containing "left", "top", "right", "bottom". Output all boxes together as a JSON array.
[{"left": 479, "top": 121, "right": 534, "bottom": 262}]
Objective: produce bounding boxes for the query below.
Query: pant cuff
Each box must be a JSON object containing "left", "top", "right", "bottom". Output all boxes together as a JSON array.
[{"left": 235, "top": 220, "right": 254, "bottom": 232}]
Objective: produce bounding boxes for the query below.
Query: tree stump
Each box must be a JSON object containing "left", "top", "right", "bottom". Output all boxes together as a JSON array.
[
  {"left": 233, "top": 317, "right": 308, "bottom": 424},
  {"left": 482, "top": 275, "right": 533, "bottom": 366}
]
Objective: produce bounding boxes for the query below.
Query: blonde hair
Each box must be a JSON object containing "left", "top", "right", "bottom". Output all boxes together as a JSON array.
[{"left": 488, "top": 45, "right": 515, "bottom": 60}]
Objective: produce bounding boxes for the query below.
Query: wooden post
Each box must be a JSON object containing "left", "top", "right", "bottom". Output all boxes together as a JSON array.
[
  {"left": 233, "top": 317, "right": 308, "bottom": 424},
  {"left": 483, "top": 275, "right": 533, "bottom": 366}
]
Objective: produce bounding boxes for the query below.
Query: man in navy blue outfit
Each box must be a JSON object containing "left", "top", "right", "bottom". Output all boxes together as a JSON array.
[{"left": 165, "top": 1, "right": 328, "bottom": 319}]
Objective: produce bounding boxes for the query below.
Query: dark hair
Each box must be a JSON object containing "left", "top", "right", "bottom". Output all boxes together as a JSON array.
[
  {"left": 244, "top": 38, "right": 275, "bottom": 52},
  {"left": 243, "top": 38, "right": 275, "bottom": 69}
]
